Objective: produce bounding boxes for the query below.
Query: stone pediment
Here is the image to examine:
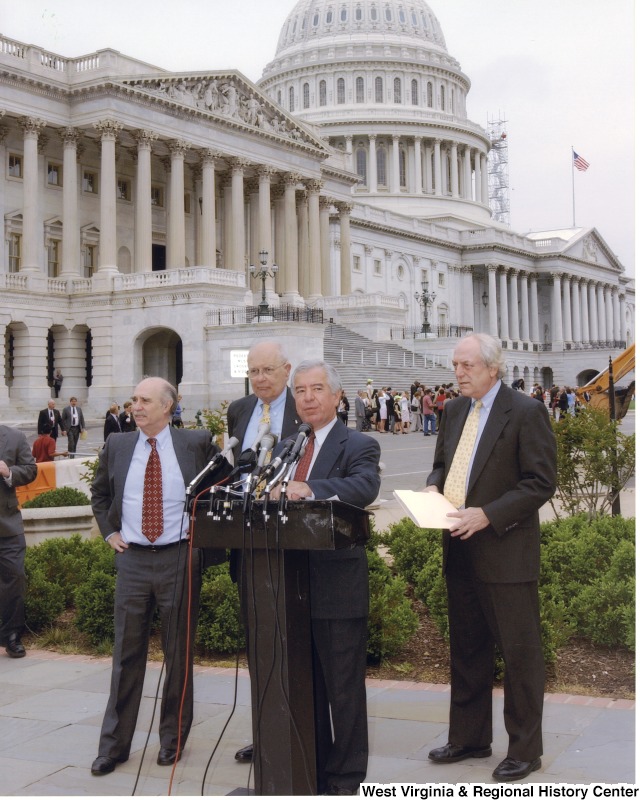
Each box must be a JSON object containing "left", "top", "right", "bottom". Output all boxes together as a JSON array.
[
  {"left": 565, "top": 229, "right": 623, "bottom": 272},
  {"left": 119, "top": 72, "right": 329, "bottom": 152}
]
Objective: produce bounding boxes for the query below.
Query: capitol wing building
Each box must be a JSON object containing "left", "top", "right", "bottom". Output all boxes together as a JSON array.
[{"left": 0, "top": 0, "right": 633, "bottom": 418}]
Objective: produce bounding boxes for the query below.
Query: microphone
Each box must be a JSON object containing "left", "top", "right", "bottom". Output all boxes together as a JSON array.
[
  {"left": 280, "top": 423, "right": 312, "bottom": 469},
  {"left": 256, "top": 438, "right": 295, "bottom": 485},
  {"left": 185, "top": 435, "right": 239, "bottom": 496},
  {"left": 253, "top": 433, "right": 277, "bottom": 475},
  {"left": 235, "top": 421, "right": 272, "bottom": 472}
]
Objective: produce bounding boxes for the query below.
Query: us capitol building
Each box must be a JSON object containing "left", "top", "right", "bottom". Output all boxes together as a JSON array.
[{"left": 0, "top": 0, "right": 633, "bottom": 417}]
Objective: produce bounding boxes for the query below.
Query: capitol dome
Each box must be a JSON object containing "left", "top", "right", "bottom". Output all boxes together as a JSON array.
[{"left": 258, "top": 0, "right": 492, "bottom": 224}]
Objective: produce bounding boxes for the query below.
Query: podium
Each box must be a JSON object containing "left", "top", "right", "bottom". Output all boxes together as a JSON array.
[{"left": 192, "top": 499, "right": 370, "bottom": 796}]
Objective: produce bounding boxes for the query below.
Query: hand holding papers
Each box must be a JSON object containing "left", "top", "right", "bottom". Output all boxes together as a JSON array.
[{"left": 393, "top": 489, "right": 458, "bottom": 530}]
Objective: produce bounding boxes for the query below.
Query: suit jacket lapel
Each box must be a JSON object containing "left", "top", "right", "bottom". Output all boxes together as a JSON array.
[
  {"left": 468, "top": 383, "right": 511, "bottom": 493},
  {"left": 283, "top": 390, "right": 301, "bottom": 437},
  {"left": 170, "top": 427, "right": 195, "bottom": 484},
  {"left": 113, "top": 433, "right": 138, "bottom": 503},
  {"left": 309, "top": 419, "right": 348, "bottom": 478}
]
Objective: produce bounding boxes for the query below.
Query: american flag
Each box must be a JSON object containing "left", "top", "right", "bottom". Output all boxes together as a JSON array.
[{"left": 573, "top": 150, "right": 590, "bottom": 172}]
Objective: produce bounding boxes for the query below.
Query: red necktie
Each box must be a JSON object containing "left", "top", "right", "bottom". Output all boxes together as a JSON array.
[
  {"left": 142, "top": 438, "right": 164, "bottom": 543},
  {"left": 294, "top": 433, "right": 315, "bottom": 481}
]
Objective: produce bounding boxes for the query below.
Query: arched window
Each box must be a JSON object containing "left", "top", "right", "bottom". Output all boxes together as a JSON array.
[
  {"left": 399, "top": 148, "right": 407, "bottom": 187},
  {"left": 326, "top": 9, "right": 333, "bottom": 23},
  {"left": 337, "top": 77, "right": 346, "bottom": 104},
  {"left": 319, "top": 79, "right": 327, "bottom": 106},
  {"left": 427, "top": 81, "right": 433, "bottom": 107},
  {"left": 411, "top": 79, "right": 418, "bottom": 105},
  {"left": 313, "top": 12, "right": 319, "bottom": 26},
  {"left": 303, "top": 83, "right": 310, "bottom": 109},
  {"left": 411, "top": 11, "right": 418, "bottom": 25},
  {"left": 355, "top": 5, "right": 363, "bottom": 21},
  {"left": 375, "top": 76, "right": 383, "bottom": 103},
  {"left": 340, "top": 6, "right": 348, "bottom": 21},
  {"left": 451, "top": 88, "right": 455, "bottom": 114},
  {"left": 371, "top": 5, "right": 377, "bottom": 20},
  {"left": 356, "top": 147, "right": 367, "bottom": 183},
  {"left": 376, "top": 147, "right": 387, "bottom": 187},
  {"left": 356, "top": 76, "right": 365, "bottom": 103},
  {"left": 398, "top": 8, "right": 406, "bottom": 23},
  {"left": 440, "top": 85, "right": 445, "bottom": 110},
  {"left": 385, "top": 5, "right": 392, "bottom": 21},
  {"left": 394, "top": 77, "right": 402, "bottom": 103},
  {"left": 289, "top": 86, "right": 295, "bottom": 111},
  {"left": 277, "top": 90, "right": 282, "bottom": 106}
]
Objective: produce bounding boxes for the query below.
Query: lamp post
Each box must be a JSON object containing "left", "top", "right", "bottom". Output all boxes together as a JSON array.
[
  {"left": 414, "top": 278, "right": 437, "bottom": 334},
  {"left": 249, "top": 250, "right": 278, "bottom": 320}
]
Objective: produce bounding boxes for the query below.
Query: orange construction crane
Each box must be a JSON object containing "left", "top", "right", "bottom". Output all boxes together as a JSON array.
[{"left": 574, "top": 344, "right": 635, "bottom": 420}]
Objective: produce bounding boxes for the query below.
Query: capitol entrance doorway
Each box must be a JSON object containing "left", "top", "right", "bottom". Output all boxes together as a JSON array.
[{"left": 140, "top": 328, "right": 183, "bottom": 388}]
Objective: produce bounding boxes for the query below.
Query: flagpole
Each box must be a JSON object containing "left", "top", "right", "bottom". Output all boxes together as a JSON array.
[{"left": 571, "top": 145, "right": 576, "bottom": 227}]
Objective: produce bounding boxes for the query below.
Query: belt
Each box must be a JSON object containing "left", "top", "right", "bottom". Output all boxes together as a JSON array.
[{"left": 127, "top": 540, "right": 186, "bottom": 552}]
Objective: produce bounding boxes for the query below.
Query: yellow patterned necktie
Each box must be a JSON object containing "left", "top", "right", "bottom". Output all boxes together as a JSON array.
[
  {"left": 443, "top": 400, "right": 483, "bottom": 509},
  {"left": 260, "top": 402, "right": 271, "bottom": 426}
]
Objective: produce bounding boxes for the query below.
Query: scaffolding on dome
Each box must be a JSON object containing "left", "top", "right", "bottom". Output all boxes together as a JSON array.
[{"left": 486, "top": 115, "right": 510, "bottom": 225}]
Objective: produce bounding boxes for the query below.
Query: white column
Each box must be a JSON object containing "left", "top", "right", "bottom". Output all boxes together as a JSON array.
[
  {"left": 480, "top": 152, "right": 489, "bottom": 204},
  {"left": 297, "top": 191, "right": 309, "bottom": 299},
  {"left": 508, "top": 269, "right": 519, "bottom": 340},
  {"left": 134, "top": 129, "right": 157, "bottom": 272},
  {"left": 368, "top": 135, "right": 378, "bottom": 193},
  {"left": 462, "top": 266, "right": 474, "bottom": 327},
  {"left": 200, "top": 149, "right": 218, "bottom": 269},
  {"left": 413, "top": 136, "right": 422, "bottom": 193},
  {"left": 463, "top": 146, "right": 472, "bottom": 200},
  {"left": 571, "top": 279, "right": 581, "bottom": 344},
  {"left": 588, "top": 281, "right": 598, "bottom": 342},
  {"left": 306, "top": 179, "right": 323, "bottom": 300},
  {"left": 519, "top": 272, "right": 530, "bottom": 342},
  {"left": 580, "top": 280, "right": 590, "bottom": 344},
  {"left": 562, "top": 275, "right": 572, "bottom": 342},
  {"left": 20, "top": 117, "right": 45, "bottom": 272},
  {"left": 433, "top": 139, "right": 443, "bottom": 196},
  {"left": 230, "top": 158, "right": 247, "bottom": 272},
  {"left": 612, "top": 287, "right": 621, "bottom": 344},
  {"left": 473, "top": 149, "right": 481, "bottom": 202},
  {"left": 529, "top": 276, "right": 540, "bottom": 342},
  {"left": 320, "top": 197, "right": 332, "bottom": 297},
  {"left": 391, "top": 135, "right": 400, "bottom": 193},
  {"left": 337, "top": 201, "right": 352, "bottom": 295},
  {"left": 552, "top": 273, "right": 564, "bottom": 344},
  {"left": 282, "top": 172, "right": 300, "bottom": 299},
  {"left": 0, "top": 123, "right": 7, "bottom": 274},
  {"left": 167, "top": 139, "right": 189, "bottom": 269},
  {"left": 95, "top": 119, "right": 122, "bottom": 273},
  {"left": 596, "top": 283, "right": 606, "bottom": 342},
  {"left": 498, "top": 268, "right": 509, "bottom": 339},
  {"left": 618, "top": 293, "right": 626, "bottom": 342},
  {"left": 487, "top": 264, "right": 499, "bottom": 337},
  {"left": 60, "top": 127, "right": 80, "bottom": 276},
  {"left": 450, "top": 142, "right": 459, "bottom": 198},
  {"left": 425, "top": 142, "right": 433, "bottom": 194},
  {"left": 272, "top": 184, "right": 285, "bottom": 295},
  {"left": 604, "top": 285, "right": 614, "bottom": 342}
]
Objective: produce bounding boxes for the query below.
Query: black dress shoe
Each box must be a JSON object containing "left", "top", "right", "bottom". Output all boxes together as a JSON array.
[
  {"left": 492, "top": 756, "right": 541, "bottom": 782},
  {"left": 428, "top": 743, "right": 492, "bottom": 763},
  {"left": 157, "top": 747, "right": 182, "bottom": 766},
  {"left": 5, "top": 634, "right": 26, "bottom": 658},
  {"left": 235, "top": 743, "right": 254, "bottom": 762},
  {"left": 91, "top": 756, "right": 118, "bottom": 776}
]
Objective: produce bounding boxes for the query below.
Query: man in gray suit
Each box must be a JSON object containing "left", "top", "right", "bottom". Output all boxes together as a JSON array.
[
  {"left": 275, "top": 360, "right": 381, "bottom": 794},
  {"left": 61, "top": 397, "right": 86, "bottom": 457},
  {"left": 425, "top": 334, "right": 556, "bottom": 782},
  {"left": 354, "top": 390, "right": 366, "bottom": 431},
  {"left": 90, "top": 377, "right": 225, "bottom": 777},
  {"left": 0, "top": 426, "right": 37, "bottom": 658}
]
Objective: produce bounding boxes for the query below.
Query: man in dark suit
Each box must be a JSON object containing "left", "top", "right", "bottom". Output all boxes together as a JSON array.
[
  {"left": 103, "top": 403, "right": 122, "bottom": 442},
  {"left": 425, "top": 333, "right": 556, "bottom": 782},
  {"left": 61, "top": 397, "right": 86, "bottom": 457},
  {"left": 275, "top": 359, "right": 381, "bottom": 795},
  {"left": 227, "top": 339, "right": 300, "bottom": 763},
  {"left": 0, "top": 426, "right": 37, "bottom": 658},
  {"left": 37, "top": 399, "right": 63, "bottom": 441},
  {"left": 226, "top": 339, "right": 299, "bottom": 464},
  {"left": 90, "top": 376, "right": 226, "bottom": 777}
]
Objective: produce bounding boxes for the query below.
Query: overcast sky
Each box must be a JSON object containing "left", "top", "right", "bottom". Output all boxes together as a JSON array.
[{"left": 1, "top": 0, "right": 635, "bottom": 274}]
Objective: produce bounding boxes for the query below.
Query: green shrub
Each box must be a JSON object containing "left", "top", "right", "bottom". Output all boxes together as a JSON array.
[
  {"left": 366, "top": 546, "right": 419, "bottom": 663},
  {"left": 22, "top": 487, "right": 91, "bottom": 508},
  {"left": 74, "top": 572, "right": 116, "bottom": 646},
  {"left": 196, "top": 564, "right": 244, "bottom": 653},
  {"left": 24, "top": 567, "right": 66, "bottom": 631},
  {"left": 380, "top": 517, "right": 436, "bottom": 586}
]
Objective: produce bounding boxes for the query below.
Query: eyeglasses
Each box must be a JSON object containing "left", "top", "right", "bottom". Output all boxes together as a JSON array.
[{"left": 247, "top": 363, "right": 287, "bottom": 378}]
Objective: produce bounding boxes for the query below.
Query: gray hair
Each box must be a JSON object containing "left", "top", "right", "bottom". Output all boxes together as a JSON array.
[
  {"left": 248, "top": 339, "right": 290, "bottom": 365},
  {"left": 292, "top": 359, "right": 342, "bottom": 392},
  {"left": 462, "top": 333, "right": 506, "bottom": 379}
]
